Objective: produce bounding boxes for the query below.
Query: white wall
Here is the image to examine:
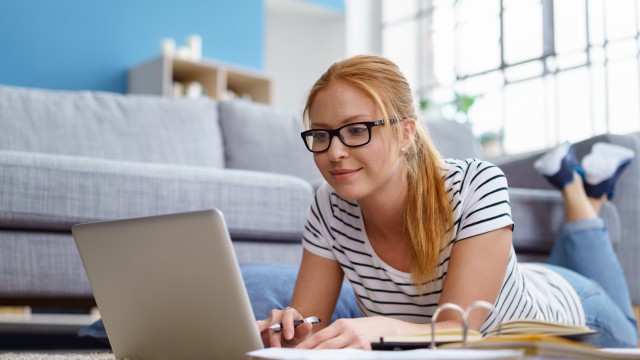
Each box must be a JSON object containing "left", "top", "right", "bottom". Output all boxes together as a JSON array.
[
  {"left": 345, "top": 0, "right": 381, "bottom": 56},
  {"left": 266, "top": 0, "right": 346, "bottom": 113}
]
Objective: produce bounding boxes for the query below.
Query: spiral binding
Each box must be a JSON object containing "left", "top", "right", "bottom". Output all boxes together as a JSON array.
[{"left": 429, "top": 300, "right": 494, "bottom": 349}]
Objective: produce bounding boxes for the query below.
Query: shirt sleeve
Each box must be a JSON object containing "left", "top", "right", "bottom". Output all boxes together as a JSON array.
[
  {"left": 301, "top": 183, "right": 337, "bottom": 260},
  {"left": 456, "top": 160, "right": 514, "bottom": 241}
]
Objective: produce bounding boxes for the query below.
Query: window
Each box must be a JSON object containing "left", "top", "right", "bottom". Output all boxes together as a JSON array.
[{"left": 381, "top": 0, "right": 640, "bottom": 155}]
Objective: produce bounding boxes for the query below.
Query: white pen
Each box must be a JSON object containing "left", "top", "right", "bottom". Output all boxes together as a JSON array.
[{"left": 269, "top": 315, "right": 321, "bottom": 332}]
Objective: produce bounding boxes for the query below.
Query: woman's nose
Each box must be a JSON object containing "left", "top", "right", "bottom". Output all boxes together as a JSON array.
[{"left": 326, "top": 136, "right": 348, "bottom": 160}]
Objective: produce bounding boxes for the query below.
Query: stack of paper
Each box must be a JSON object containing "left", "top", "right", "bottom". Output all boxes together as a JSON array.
[{"left": 248, "top": 347, "right": 523, "bottom": 360}]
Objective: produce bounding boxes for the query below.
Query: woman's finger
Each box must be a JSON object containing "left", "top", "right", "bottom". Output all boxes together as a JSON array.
[
  {"left": 256, "top": 319, "right": 268, "bottom": 332},
  {"left": 292, "top": 321, "right": 313, "bottom": 341},
  {"left": 280, "top": 307, "right": 301, "bottom": 340},
  {"left": 296, "top": 322, "right": 337, "bottom": 349}
]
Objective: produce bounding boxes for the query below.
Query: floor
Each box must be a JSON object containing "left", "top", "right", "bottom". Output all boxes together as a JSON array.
[
  {"left": 0, "top": 309, "right": 110, "bottom": 352},
  {"left": 0, "top": 352, "right": 114, "bottom": 360}
]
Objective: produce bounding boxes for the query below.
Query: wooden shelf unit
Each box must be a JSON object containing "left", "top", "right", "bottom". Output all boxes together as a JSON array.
[{"left": 128, "top": 56, "right": 273, "bottom": 104}]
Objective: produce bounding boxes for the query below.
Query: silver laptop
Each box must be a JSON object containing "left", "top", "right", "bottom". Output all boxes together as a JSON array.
[{"left": 72, "top": 209, "right": 264, "bottom": 360}]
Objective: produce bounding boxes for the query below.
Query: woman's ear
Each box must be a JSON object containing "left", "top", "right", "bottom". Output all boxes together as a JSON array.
[{"left": 401, "top": 118, "right": 417, "bottom": 148}]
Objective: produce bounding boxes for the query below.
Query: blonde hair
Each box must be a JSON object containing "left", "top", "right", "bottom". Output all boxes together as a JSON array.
[{"left": 303, "top": 55, "right": 454, "bottom": 287}]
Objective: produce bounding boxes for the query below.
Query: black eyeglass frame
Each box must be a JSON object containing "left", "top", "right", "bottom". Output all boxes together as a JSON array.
[{"left": 300, "top": 118, "right": 399, "bottom": 153}]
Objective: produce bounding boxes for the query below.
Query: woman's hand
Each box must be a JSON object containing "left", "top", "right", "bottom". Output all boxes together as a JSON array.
[
  {"left": 256, "top": 307, "right": 314, "bottom": 348},
  {"left": 295, "top": 316, "right": 422, "bottom": 350}
]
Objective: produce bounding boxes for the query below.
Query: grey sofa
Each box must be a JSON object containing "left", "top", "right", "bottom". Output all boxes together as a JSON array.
[
  {"left": 0, "top": 85, "right": 320, "bottom": 306},
  {"left": 0, "top": 84, "right": 638, "bottom": 312}
]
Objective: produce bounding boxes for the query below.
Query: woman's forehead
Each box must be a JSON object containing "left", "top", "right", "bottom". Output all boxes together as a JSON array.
[{"left": 309, "top": 82, "right": 383, "bottom": 125}]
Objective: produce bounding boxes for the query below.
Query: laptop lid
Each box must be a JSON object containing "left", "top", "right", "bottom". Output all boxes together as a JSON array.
[{"left": 72, "top": 209, "right": 264, "bottom": 360}]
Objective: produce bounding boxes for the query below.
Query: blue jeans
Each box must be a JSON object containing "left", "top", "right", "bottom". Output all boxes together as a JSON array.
[
  {"left": 540, "top": 218, "right": 638, "bottom": 348},
  {"left": 241, "top": 262, "right": 362, "bottom": 322}
]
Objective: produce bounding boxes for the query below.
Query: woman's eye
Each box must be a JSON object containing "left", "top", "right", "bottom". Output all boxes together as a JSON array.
[
  {"left": 347, "top": 126, "right": 368, "bottom": 136},
  {"left": 313, "top": 132, "right": 330, "bottom": 142}
]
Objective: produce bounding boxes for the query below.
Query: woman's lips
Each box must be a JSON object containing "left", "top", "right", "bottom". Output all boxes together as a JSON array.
[{"left": 330, "top": 168, "right": 361, "bottom": 180}]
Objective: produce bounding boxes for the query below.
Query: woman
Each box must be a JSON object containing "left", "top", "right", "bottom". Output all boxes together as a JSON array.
[{"left": 256, "top": 55, "right": 638, "bottom": 348}]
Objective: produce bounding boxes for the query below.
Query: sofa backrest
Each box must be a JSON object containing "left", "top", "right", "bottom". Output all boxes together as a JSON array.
[
  {"left": 218, "top": 100, "right": 322, "bottom": 185},
  {"left": 0, "top": 85, "right": 225, "bottom": 168},
  {"left": 424, "top": 119, "right": 482, "bottom": 159}
]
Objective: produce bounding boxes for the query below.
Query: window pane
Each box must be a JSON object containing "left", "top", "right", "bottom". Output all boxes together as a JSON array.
[
  {"left": 432, "top": 5, "right": 456, "bottom": 88},
  {"left": 433, "top": 0, "right": 454, "bottom": 7},
  {"left": 457, "top": 72, "right": 505, "bottom": 153},
  {"left": 456, "top": 20, "right": 501, "bottom": 75},
  {"left": 606, "top": 39, "right": 638, "bottom": 60},
  {"left": 503, "top": 0, "right": 538, "bottom": 7},
  {"left": 457, "top": 71, "right": 504, "bottom": 95},
  {"left": 432, "top": 2, "right": 454, "bottom": 31},
  {"left": 432, "top": 28, "right": 456, "bottom": 87},
  {"left": 426, "top": 87, "right": 456, "bottom": 119},
  {"left": 556, "top": 52, "right": 588, "bottom": 70},
  {"left": 555, "top": 0, "right": 587, "bottom": 54},
  {"left": 503, "top": 3, "right": 544, "bottom": 64},
  {"left": 383, "top": 21, "right": 419, "bottom": 96},
  {"left": 504, "top": 60, "right": 544, "bottom": 83},
  {"left": 590, "top": 64, "right": 608, "bottom": 135},
  {"left": 503, "top": 79, "right": 549, "bottom": 154},
  {"left": 456, "top": 21, "right": 500, "bottom": 75},
  {"left": 557, "top": 68, "right": 593, "bottom": 143},
  {"left": 382, "top": 0, "right": 419, "bottom": 23},
  {"left": 589, "top": 46, "right": 606, "bottom": 64},
  {"left": 471, "top": 90, "right": 503, "bottom": 131},
  {"left": 608, "top": 58, "right": 640, "bottom": 134},
  {"left": 605, "top": 0, "right": 637, "bottom": 40},
  {"left": 455, "top": 0, "right": 500, "bottom": 76},
  {"left": 457, "top": 0, "right": 500, "bottom": 23},
  {"left": 638, "top": 0, "right": 640, "bottom": 32},
  {"left": 588, "top": 0, "right": 605, "bottom": 45}
]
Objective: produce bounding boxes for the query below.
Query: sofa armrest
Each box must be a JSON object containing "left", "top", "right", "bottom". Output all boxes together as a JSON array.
[{"left": 509, "top": 188, "right": 620, "bottom": 263}]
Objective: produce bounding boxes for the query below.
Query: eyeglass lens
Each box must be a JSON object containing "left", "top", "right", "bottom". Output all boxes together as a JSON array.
[{"left": 305, "top": 123, "right": 371, "bottom": 152}]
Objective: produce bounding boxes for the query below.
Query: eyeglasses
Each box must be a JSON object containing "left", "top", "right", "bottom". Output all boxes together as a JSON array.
[{"left": 301, "top": 119, "right": 398, "bottom": 153}]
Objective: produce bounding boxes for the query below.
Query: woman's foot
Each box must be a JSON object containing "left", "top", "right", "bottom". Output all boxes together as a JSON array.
[
  {"left": 582, "top": 142, "right": 635, "bottom": 199},
  {"left": 534, "top": 141, "right": 584, "bottom": 190}
]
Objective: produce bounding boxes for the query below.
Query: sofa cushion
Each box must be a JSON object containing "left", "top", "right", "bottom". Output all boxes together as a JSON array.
[
  {"left": 0, "top": 85, "right": 225, "bottom": 168},
  {"left": 219, "top": 100, "right": 322, "bottom": 185},
  {"left": 0, "top": 151, "right": 312, "bottom": 242},
  {"left": 0, "top": 230, "right": 91, "bottom": 298},
  {"left": 425, "top": 119, "right": 482, "bottom": 159}
]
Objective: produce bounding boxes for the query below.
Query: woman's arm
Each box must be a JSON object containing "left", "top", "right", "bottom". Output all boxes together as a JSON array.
[
  {"left": 437, "top": 226, "right": 513, "bottom": 330},
  {"left": 290, "top": 249, "right": 345, "bottom": 330},
  {"left": 293, "top": 228, "right": 512, "bottom": 350},
  {"left": 257, "top": 249, "right": 344, "bottom": 347}
]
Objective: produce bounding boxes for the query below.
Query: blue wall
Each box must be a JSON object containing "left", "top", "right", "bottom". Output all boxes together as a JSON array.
[
  {"left": 303, "top": 0, "right": 344, "bottom": 13},
  {"left": 0, "top": 0, "right": 264, "bottom": 93}
]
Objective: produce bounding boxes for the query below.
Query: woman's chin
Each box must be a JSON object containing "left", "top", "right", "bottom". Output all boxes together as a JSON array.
[{"left": 331, "top": 185, "right": 365, "bottom": 202}]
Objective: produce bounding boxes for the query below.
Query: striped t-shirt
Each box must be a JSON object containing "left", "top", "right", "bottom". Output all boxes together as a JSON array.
[{"left": 302, "top": 158, "right": 585, "bottom": 332}]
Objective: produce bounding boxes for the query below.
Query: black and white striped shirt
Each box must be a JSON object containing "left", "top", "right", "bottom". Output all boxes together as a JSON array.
[{"left": 302, "top": 158, "right": 585, "bottom": 332}]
